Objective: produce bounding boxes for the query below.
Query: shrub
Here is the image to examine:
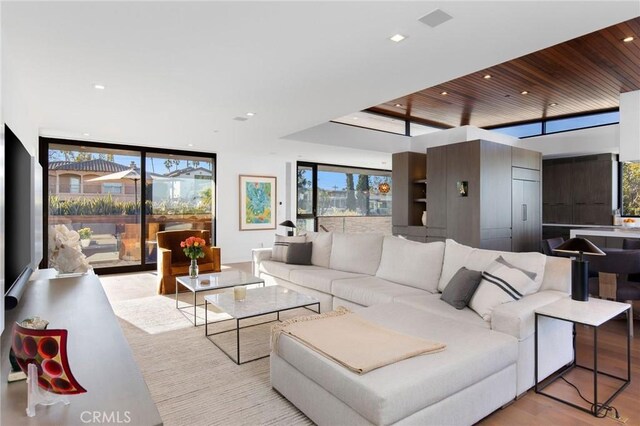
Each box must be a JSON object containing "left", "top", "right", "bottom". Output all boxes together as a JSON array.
[{"left": 49, "top": 195, "right": 210, "bottom": 216}]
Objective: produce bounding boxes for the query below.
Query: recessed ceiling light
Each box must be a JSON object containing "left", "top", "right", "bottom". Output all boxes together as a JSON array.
[
  {"left": 213, "top": 130, "right": 219, "bottom": 133},
  {"left": 82, "top": 133, "right": 90, "bottom": 137},
  {"left": 246, "top": 112, "right": 256, "bottom": 117},
  {"left": 394, "top": 103, "right": 403, "bottom": 107},
  {"left": 623, "top": 36, "right": 635, "bottom": 43},
  {"left": 440, "top": 91, "right": 448, "bottom": 96},
  {"left": 187, "top": 143, "right": 193, "bottom": 147},
  {"left": 390, "top": 34, "right": 406, "bottom": 43},
  {"left": 483, "top": 74, "right": 492, "bottom": 79},
  {"left": 520, "top": 90, "right": 529, "bottom": 95},
  {"left": 353, "top": 117, "right": 359, "bottom": 120},
  {"left": 93, "top": 84, "right": 105, "bottom": 90},
  {"left": 549, "top": 102, "right": 558, "bottom": 107}
]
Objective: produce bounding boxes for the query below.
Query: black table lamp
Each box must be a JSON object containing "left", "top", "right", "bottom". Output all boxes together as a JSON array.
[
  {"left": 279, "top": 220, "right": 296, "bottom": 236},
  {"left": 553, "top": 237, "right": 605, "bottom": 301}
]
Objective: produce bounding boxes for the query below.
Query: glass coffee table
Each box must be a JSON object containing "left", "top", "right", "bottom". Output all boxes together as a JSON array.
[
  {"left": 175, "top": 270, "right": 264, "bottom": 326},
  {"left": 204, "top": 286, "right": 320, "bottom": 365}
]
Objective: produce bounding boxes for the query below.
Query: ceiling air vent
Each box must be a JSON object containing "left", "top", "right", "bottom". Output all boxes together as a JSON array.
[
  {"left": 419, "top": 9, "right": 453, "bottom": 28},
  {"left": 233, "top": 117, "right": 249, "bottom": 121}
]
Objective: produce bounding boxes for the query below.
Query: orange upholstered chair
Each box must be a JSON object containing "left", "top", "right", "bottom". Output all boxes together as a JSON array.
[{"left": 156, "top": 230, "right": 221, "bottom": 294}]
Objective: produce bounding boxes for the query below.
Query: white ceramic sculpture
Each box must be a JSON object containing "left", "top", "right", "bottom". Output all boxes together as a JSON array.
[{"left": 48, "top": 225, "right": 91, "bottom": 274}]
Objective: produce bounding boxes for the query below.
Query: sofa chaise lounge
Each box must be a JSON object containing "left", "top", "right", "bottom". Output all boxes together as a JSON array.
[{"left": 253, "top": 232, "right": 574, "bottom": 425}]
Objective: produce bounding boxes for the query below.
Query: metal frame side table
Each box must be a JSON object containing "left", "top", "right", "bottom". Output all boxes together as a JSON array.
[
  {"left": 175, "top": 270, "right": 264, "bottom": 326},
  {"left": 534, "top": 297, "right": 631, "bottom": 417}
]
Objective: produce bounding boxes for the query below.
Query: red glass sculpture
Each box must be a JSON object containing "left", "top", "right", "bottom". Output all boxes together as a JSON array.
[{"left": 11, "top": 323, "right": 86, "bottom": 416}]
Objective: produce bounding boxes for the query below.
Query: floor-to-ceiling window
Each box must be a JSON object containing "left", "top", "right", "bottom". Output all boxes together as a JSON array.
[
  {"left": 621, "top": 162, "right": 640, "bottom": 217},
  {"left": 145, "top": 153, "right": 215, "bottom": 264},
  {"left": 296, "top": 162, "right": 392, "bottom": 234},
  {"left": 41, "top": 138, "right": 216, "bottom": 273}
]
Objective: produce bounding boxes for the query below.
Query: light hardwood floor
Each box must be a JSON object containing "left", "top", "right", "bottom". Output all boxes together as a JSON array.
[{"left": 481, "top": 318, "right": 640, "bottom": 425}]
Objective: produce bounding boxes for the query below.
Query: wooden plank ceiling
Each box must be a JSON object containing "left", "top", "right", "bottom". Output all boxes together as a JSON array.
[{"left": 370, "top": 17, "right": 640, "bottom": 129}]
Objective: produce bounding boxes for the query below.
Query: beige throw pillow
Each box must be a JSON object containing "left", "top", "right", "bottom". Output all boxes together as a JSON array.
[
  {"left": 304, "top": 231, "right": 333, "bottom": 268},
  {"left": 469, "top": 262, "right": 536, "bottom": 321}
]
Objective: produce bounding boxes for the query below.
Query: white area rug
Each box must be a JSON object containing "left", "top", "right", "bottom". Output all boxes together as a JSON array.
[
  {"left": 100, "top": 271, "right": 312, "bottom": 426},
  {"left": 110, "top": 295, "right": 233, "bottom": 334}
]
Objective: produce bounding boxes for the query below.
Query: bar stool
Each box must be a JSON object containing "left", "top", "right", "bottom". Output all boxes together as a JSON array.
[
  {"left": 542, "top": 237, "right": 565, "bottom": 256},
  {"left": 588, "top": 249, "right": 640, "bottom": 337}
]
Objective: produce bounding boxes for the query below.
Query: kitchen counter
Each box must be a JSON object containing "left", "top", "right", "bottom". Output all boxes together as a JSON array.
[
  {"left": 543, "top": 223, "right": 621, "bottom": 229},
  {"left": 570, "top": 227, "right": 640, "bottom": 239}
]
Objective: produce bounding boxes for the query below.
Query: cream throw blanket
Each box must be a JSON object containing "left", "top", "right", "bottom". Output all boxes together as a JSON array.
[{"left": 272, "top": 307, "right": 445, "bottom": 375}]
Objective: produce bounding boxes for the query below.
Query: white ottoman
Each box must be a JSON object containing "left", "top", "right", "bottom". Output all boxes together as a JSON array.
[{"left": 271, "top": 303, "right": 518, "bottom": 425}]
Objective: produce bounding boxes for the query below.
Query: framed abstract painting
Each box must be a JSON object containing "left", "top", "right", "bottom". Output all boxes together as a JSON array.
[{"left": 239, "top": 175, "right": 277, "bottom": 231}]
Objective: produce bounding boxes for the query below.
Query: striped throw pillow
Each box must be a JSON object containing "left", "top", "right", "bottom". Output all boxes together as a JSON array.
[{"left": 469, "top": 263, "right": 536, "bottom": 321}]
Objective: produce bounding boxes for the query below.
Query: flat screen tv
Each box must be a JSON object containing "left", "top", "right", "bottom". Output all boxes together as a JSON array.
[{"left": 4, "top": 125, "right": 35, "bottom": 311}]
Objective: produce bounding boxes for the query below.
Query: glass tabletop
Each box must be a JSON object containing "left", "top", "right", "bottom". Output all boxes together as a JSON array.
[
  {"left": 176, "top": 270, "right": 264, "bottom": 292},
  {"left": 204, "top": 286, "right": 319, "bottom": 319}
]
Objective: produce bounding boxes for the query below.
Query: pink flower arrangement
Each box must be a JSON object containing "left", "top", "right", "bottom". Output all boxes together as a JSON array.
[{"left": 181, "top": 236, "right": 207, "bottom": 260}]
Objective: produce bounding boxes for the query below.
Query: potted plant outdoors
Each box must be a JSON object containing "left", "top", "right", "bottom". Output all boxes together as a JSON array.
[
  {"left": 181, "top": 236, "right": 207, "bottom": 279},
  {"left": 78, "top": 228, "right": 92, "bottom": 248}
]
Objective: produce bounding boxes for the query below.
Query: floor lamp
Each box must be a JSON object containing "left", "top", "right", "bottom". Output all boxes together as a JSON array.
[{"left": 553, "top": 237, "right": 605, "bottom": 301}]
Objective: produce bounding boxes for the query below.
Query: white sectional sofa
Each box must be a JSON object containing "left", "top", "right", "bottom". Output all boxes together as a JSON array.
[{"left": 253, "top": 232, "right": 573, "bottom": 425}]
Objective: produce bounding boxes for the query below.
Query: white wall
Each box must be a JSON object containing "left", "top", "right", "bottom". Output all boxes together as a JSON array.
[
  {"left": 216, "top": 137, "right": 394, "bottom": 263},
  {"left": 409, "top": 124, "right": 621, "bottom": 159},
  {"left": 619, "top": 91, "right": 640, "bottom": 162},
  {"left": 2, "top": 58, "right": 39, "bottom": 156},
  {"left": 516, "top": 124, "right": 619, "bottom": 158},
  {"left": 215, "top": 150, "right": 290, "bottom": 264},
  {"left": 283, "top": 121, "right": 410, "bottom": 153},
  {"left": 2, "top": 14, "right": 40, "bottom": 333},
  {"left": 410, "top": 125, "right": 517, "bottom": 152}
]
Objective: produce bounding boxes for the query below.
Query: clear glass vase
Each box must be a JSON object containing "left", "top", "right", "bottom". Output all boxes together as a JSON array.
[{"left": 189, "top": 259, "right": 199, "bottom": 279}]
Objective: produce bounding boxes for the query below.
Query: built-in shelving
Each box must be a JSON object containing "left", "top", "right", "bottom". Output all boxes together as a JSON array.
[{"left": 392, "top": 151, "right": 427, "bottom": 241}]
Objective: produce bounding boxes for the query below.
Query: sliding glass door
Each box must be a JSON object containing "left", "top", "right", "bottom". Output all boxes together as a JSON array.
[
  {"left": 47, "top": 143, "right": 142, "bottom": 269},
  {"left": 41, "top": 138, "right": 216, "bottom": 274},
  {"left": 145, "top": 153, "right": 215, "bottom": 264}
]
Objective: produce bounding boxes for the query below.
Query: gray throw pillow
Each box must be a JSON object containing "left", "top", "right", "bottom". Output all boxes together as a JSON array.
[
  {"left": 272, "top": 235, "right": 306, "bottom": 262},
  {"left": 440, "top": 267, "right": 483, "bottom": 310},
  {"left": 285, "top": 242, "right": 313, "bottom": 265}
]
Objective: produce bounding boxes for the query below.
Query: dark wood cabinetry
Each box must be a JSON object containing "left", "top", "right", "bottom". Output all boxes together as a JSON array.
[
  {"left": 424, "top": 140, "right": 541, "bottom": 251},
  {"left": 392, "top": 152, "right": 427, "bottom": 242},
  {"left": 444, "top": 141, "right": 482, "bottom": 247},
  {"left": 426, "top": 146, "right": 447, "bottom": 230},
  {"left": 543, "top": 154, "right": 617, "bottom": 225}
]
